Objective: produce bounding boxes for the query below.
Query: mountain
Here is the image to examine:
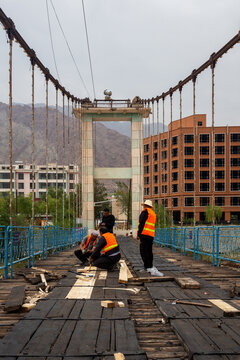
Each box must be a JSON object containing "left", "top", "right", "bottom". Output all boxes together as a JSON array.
[{"left": 0, "top": 102, "right": 131, "bottom": 167}]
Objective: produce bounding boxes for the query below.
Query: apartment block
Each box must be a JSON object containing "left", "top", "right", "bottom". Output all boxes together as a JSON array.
[
  {"left": 0, "top": 162, "right": 79, "bottom": 198},
  {"left": 143, "top": 114, "right": 240, "bottom": 223}
]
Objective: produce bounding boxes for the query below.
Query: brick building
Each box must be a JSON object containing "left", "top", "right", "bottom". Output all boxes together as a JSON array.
[{"left": 143, "top": 114, "right": 240, "bottom": 224}]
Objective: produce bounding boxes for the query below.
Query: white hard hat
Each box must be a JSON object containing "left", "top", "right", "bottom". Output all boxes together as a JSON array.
[
  {"left": 92, "top": 230, "right": 99, "bottom": 236},
  {"left": 141, "top": 200, "right": 153, "bottom": 208}
]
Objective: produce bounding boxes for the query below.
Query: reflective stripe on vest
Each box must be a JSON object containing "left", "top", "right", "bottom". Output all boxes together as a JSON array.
[
  {"left": 139, "top": 207, "right": 156, "bottom": 238},
  {"left": 101, "top": 233, "right": 118, "bottom": 254}
]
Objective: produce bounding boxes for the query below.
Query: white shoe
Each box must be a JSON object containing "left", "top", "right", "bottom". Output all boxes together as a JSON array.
[{"left": 146, "top": 267, "right": 164, "bottom": 277}]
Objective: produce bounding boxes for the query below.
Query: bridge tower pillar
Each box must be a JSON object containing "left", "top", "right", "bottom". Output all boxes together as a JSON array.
[{"left": 73, "top": 100, "right": 150, "bottom": 237}]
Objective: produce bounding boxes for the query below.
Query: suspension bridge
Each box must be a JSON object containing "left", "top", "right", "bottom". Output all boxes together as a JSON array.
[{"left": 1, "top": 4, "right": 240, "bottom": 360}]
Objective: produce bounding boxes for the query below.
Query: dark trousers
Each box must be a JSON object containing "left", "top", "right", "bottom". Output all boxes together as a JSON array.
[
  {"left": 139, "top": 235, "right": 153, "bottom": 269},
  {"left": 93, "top": 253, "right": 121, "bottom": 270},
  {"left": 74, "top": 249, "right": 91, "bottom": 263}
]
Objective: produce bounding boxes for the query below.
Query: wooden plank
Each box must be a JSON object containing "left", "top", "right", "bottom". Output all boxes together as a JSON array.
[
  {"left": 66, "top": 319, "right": 100, "bottom": 354},
  {"left": 130, "top": 276, "right": 174, "bottom": 283},
  {"left": 101, "top": 300, "right": 116, "bottom": 308},
  {"left": 80, "top": 300, "right": 102, "bottom": 319},
  {"left": 175, "top": 300, "right": 212, "bottom": 308},
  {"left": 119, "top": 260, "right": 134, "bottom": 280},
  {"left": 4, "top": 286, "right": 25, "bottom": 312},
  {"left": 47, "top": 299, "right": 76, "bottom": 318},
  {"left": 115, "top": 320, "right": 141, "bottom": 353},
  {"left": 119, "top": 261, "right": 128, "bottom": 284},
  {"left": 114, "top": 353, "right": 125, "bottom": 360},
  {"left": 25, "top": 299, "right": 56, "bottom": 318},
  {"left": 49, "top": 320, "right": 76, "bottom": 355},
  {"left": 175, "top": 277, "right": 200, "bottom": 289},
  {"left": 209, "top": 299, "right": 240, "bottom": 317}
]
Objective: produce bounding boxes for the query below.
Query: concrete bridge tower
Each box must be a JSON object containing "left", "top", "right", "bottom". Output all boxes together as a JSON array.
[{"left": 73, "top": 98, "right": 150, "bottom": 237}]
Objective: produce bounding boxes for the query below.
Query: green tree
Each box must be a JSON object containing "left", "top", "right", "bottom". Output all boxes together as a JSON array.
[
  {"left": 94, "top": 180, "right": 109, "bottom": 221},
  {"left": 114, "top": 181, "right": 132, "bottom": 225},
  {"left": 205, "top": 205, "right": 222, "bottom": 224},
  {"left": 154, "top": 203, "right": 172, "bottom": 228}
]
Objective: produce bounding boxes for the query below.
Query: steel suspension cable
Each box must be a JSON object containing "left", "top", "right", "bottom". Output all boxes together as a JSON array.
[
  {"left": 78, "top": 114, "right": 81, "bottom": 221},
  {"left": 31, "top": 60, "right": 35, "bottom": 226},
  {"left": 67, "top": 97, "right": 70, "bottom": 228},
  {"left": 211, "top": 63, "right": 216, "bottom": 226},
  {"left": 72, "top": 99, "right": 75, "bottom": 227},
  {"left": 179, "top": 86, "right": 183, "bottom": 227},
  {"left": 8, "top": 32, "right": 13, "bottom": 228},
  {"left": 75, "top": 101, "right": 78, "bottom": 221},
  {"left": 45, "top": 77, "right": 49, "bottom": 224},
  {"left": 62, "top": 92, "right": 65, "bottom": 228},
  {"left": 55, "top": 87, "right": 58, "bottom": 226},
  {"left": 170, "top": 92, "right": 173, "bottom": 226},
  {"left": 81, "top": 0, "right": 96, "bottom": 99},
  {"left": 162, "top": 97, "right": 166, "bottom": 228},
  {"left": 193, "top": 76, "right": 197, "bottom": 227}
]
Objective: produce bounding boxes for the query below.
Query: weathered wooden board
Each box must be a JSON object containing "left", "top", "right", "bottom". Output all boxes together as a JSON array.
[
  {"left": 175, "top": 277, "right": 200, "bottom": 289},
  {"left": 209, "top": 299, "right": 240, "bottom": 317},
  {"left": 4, "top": 286, "right": 25, "bottom": 312}
]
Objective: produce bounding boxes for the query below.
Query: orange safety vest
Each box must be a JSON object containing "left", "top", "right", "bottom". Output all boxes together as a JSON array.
[
  {"left": 84, "top": 235, "right": 97, "bottom": 249},
  {"left": 101, "top": 233, "right": 118, "bottom": 254},
  {"left": 138, "top": 207, "right": 156, "bottom": 238}
]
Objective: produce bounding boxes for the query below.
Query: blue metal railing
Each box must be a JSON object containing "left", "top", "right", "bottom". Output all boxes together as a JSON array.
[
  {"left": 154, "top": 226, "right": 240, "bottom": 266},
  {"left": 0, "top": 225, "right": 88, "bottom": 278}
]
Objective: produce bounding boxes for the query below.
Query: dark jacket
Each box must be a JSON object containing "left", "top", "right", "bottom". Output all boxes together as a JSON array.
[
  {"left": 137, "top": 209, "right": 148, "bottom": 237},
  {"left": 101, "top": 214, "right": 115, "bottom": 233},
  {"left": 91, "top": 234, "right": 120, "bottom": 260}
]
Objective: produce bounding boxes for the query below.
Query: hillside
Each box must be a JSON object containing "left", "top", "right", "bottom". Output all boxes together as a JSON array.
[{"left": 0, "top": 102, "right": 131, "bottom": 167}]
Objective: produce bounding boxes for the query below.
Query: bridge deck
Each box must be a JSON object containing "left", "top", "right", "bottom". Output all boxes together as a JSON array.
[{"left": 0, "top": 237, "right": 240, "bottom": 359}]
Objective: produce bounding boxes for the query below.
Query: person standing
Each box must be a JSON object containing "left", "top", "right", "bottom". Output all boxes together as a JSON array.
[
  {"left": 90, "top": 227, "right": 120, "bottom": 270},
  {"left": 74, "top": 230, "right": 98, "bottom": 265},
  {"left": 101, "top": 208, "right": 115, "bottom": 233},
  {"left": 137, "top": 200, "right": 163, "bottom": 276}
]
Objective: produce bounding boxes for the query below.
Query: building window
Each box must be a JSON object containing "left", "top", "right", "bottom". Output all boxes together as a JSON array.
[
  {"left": 215, "top": 183, "right": 225, "bottom": 191},
  {"left": 200, "top": 197, "right": 209, "bottom": 206},
  {"left": 39, "top": 183, "right": 46, "bottom": 189},
  {"left": 231, "top": 146, "right": 240, "bottom": 154},
  {"left": 18, "top": 183, "right": 24, "bottom": 189},
  {"left": 144, "top": 188, "right": 150, "bottom": 196},
  {"left": 30, "top": 183, "right": 36, "bottom": 189},
  {"left": 19, "top": 165, "right": 23, "bottom": 169},
  {"left": 216, "top": 197, "right": 225, "bottom": 206},
  {"left": 0, "top": 182, "right": 10, "bottom": 189},
  {"left": 215, "top": 171, "right": 225, "bottom": 179},
  {"left": 184, "top": 159, "right": 194, "bottom": 168},
  {"left": 162, "top": 199, "right": 168, "bottom": 207},
  {"left": 200, "top": 171, "right": 209, "bottom": 179},
  {"left": 184, "top": 147, "right": 194, "bottom": 156},
  {"left": 153, "top": 141, "right": 158, "bottom": 150},
  {"left": 215, "top": 134, "right": 225, "bottom": 142},
  {"left": 172, "top": 184, "right": 178, "bottom": 193},
  {"left": 144, "top": 166, "right": 149, "bottom": 174},
  {"left": 185, "top": 171, "right": 194, "bottom": 180},
  {"left": 18, "top": 173, "right": 24, "bottom": 180},
  {"left": 162, "top": 174, "right": 167, "bottom": 182},
  {"left": 172, "top": 172, "right": 178, "bottom": 181},
  {"left": 153, "top": 153, "right": 158, "bottom": 161},
  {"left": 172, "top": 148, "right": 178, "bottom": 157},
  {"left": 200, "top": 146, "right": 209, "bottom": 155},
  {"left": 39, "top": 173, "right": 46, "bottom": 180},
  {"left": 231, "top": 158, "right": 240, "bottom": 167},
  {"left": 185, "top": 197, "right": 194, "bottom": 206},
  {"left": 144, "top": 155, "right": 149, "bottom": 163},
  {"left": 154, "top": 186, "right": 158, "bottom": 195},
  {"left": 144, "top": 144, "right": 149, "bottom": 152},
  {"left": 172, "top": 136, "right": 178, "bottom": 145},
  {"left": 154, "top": 164, "right": 158, "bottom": 172},
  {"left": 58, "top": 173, "right": 64, "bottom": 180},
  {"left": 161, "top": 151, "right": 167, "bottom": 160},
  {"left": 162, "top": 185, "right": 167, "bottom": 194},
  {"left": 144, "top": 177, "right": 149, "bottom": 185},
  {"left": 200, "top": 183, "right": 209, "bottom": 192},
  {"left": 184, "top": 134, "right": 194, "bottom": 143},
  {"left": 69, "top": 174, "right": 74, "bottom": 180},
  {"left": 172, "top": 198, "right": 178, "bottom": 207},
  {"left": 231, "top": 183, "right": 240, "bottom": 191},
  {"left": 215, "top": 158, "right": 225, "bottom": 167},
  {"left": 69, "top": 165, "right": 74, "bottom": 170},
  {"left": 231, "top": 170, "right": 240, "bottom": 179},
  {"left": 231, "top": 133, "right": 240, "bottom": 142},
  {"left": 154, "top": 175, "right": 158, "bottom": 183},
  {"left": 172, "top": 160, "right": 178, "bottom": 169},
  {"left": 200, "top": 134, "right": 209, "bottom": 143},
  {"left": 0, "top": 173, "right": 10, "bottom": 180},
  {"left": 231, "top": 197, "right": 240, "bottom": 206},
  {"left": 161, "top": 139, "right": 167, "bottom": 148},
  {"left": 200, "top": 158, "right": 209, "bottom": 167},
  {"left": 48, "top": 173, "right": 56, "bottom": 180},
  {"left": 215, "top": 146, "right": 225, "bottom": 155},
  {"left": 18, "top": 192, "right": 24, "bottom": 196},
  {"left": 162, "top": 162, "right": 167, "bottom": 171},
  {"left": 70, "top": 183, "right": 74, "bottom": 189},
  {"left": 198, "top": 121, "right": 202, "bottom": 126},
  {"left": 185, "top": 183, "right": 194, "bottom": 192}
]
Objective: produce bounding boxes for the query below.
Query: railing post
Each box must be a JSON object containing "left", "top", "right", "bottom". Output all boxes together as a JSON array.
[
  {"left": 216, "top": 226, "right": 219, "bottom": 266},
  {"left": 193, "top": 229, "right": 196, "bottom": 260},
  {"left": 10, "top": 227, "right": 13, "bottom": 278},
  {"left": 42, "top": 226, "right": 46, "bottom": 260},
  {"left": 173, "top": 227, "right": 176, "bottom": 252},
  {"left": 196, "top": 227, "right": 199, "bottom": 260},
  {"left": 183, "top": 227, "right": 186, "bottom": 256},
  {"left": 55, "top": 225, "right": 58, "bottom": 254},
  {"left": 212, "top": 226, "right": 215, "bottom": 266},
  {"left": 180, "top": 227, "right": 183, "bottom": 255},
  {"left": 31, "top": 226, "right": 35, "bottom": 266},
  {"left": 4, "top": 226, "right": 9, "bottom": 279}
]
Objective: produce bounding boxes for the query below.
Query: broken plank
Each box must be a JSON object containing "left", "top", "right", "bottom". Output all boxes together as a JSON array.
[
  {"left": 175, "top": 277, "right": 200, "bottom": 289},
  {"left": 40, "top": 274, "right": 48, "bottom": 287},
  {"left": 175, "top": 300, "right": 212, "bottom": 308},
  {"left": 4, "top": 286, "right": 25, "bottom": 312},
  {"left": 208, "top": 299, "right": 240, "bottom": 317},
  {"left": 114, "top": 353, "right": 125, "bottom": 360},
  {"left": 119, "top": 261, "right": 128, "bottom": 284},
  {"left": 101, "top": 300, "right": 116, "bottom": 308},
  {"left": 130, "top": 276, "right": 174, "bottom": 283}
]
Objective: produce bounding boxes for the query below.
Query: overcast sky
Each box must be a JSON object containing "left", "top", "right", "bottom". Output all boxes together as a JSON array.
[{"left": 0, "top": 0, "right": 240, "bottom": 127}]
